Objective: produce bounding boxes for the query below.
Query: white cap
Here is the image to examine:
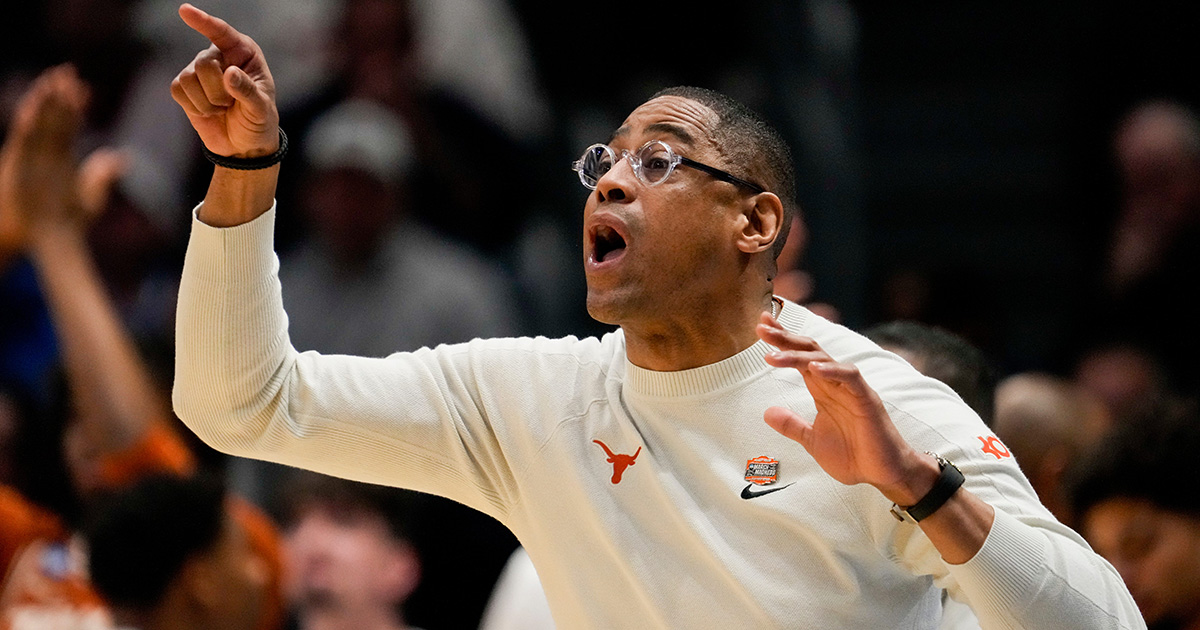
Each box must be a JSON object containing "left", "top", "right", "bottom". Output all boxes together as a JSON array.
[{"left": 304, "top": 99, "right": 416, "bottom": 185}]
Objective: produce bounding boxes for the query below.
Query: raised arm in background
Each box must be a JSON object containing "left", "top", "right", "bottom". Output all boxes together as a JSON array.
[{"left": 0, "top": 65, "right": 178, "bottom": 485}]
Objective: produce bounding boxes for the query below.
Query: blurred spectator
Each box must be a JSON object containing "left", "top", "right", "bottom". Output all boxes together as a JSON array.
[
  {"left": 863, "top": 320, "right": 997, "bottom": 425},
  {"left": 1088, "top": 100, "right": 1200, "bottom": 391},
  {"left": 264, "top": 0, "right": 549, "bottom": 261},
  {"left": 1070, "top": 404, "right": 1200, "bottom": 630},
  {"left": 410, "top": 0, "right": 549, "bottom": 143},
  {"left": 85, "top": 473, "right": 270, "bottom": 630},
  {"left": 1108, "top": 101, "right": 1200, "bottom": 297},
  {"left": 0, "top": 485, "right": 110, "bottom": 630},
  {"left": 0, "top": 65, "right": 284, "bottom": 630},
  {"left": 1, "top": 0, "right": 180, "bottom": 402},
  {"left": 1073, "top": 342, "right": 1169, "bottom": 424},
  {"left": 992, "top": 373, "right": 1112, "bottom": 526},
  {"left": 280, "top": 98, "right": 522, "bottom": 356},
  {"left": 281, "top": 472, "right": 423, "bottom": 630}
]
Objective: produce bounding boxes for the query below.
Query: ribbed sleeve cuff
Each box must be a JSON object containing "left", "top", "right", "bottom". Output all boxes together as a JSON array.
[
  {"left": 184, "top": 202, "right": 279, "bottom": 284},
  {"left": 947, "top": 508, "right": 1045, "bottom": 619}
]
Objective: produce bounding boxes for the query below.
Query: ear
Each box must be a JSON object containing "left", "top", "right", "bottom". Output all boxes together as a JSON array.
[{"left": 735, "top": 192, "right": 784, "bottom": 255}]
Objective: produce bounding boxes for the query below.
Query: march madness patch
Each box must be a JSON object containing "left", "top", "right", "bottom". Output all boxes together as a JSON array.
[{"left": 745, "top": 456, "right": 779, "bottom": 485}]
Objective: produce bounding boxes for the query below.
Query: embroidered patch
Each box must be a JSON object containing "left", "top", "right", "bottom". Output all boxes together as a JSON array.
[{"left": 745, "top": 456, "right": 779, "bottom": 485}]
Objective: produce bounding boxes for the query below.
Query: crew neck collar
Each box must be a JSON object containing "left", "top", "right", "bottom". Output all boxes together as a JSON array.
[{"left": 623, "top": 297, "right": 808, "bottom": 397}]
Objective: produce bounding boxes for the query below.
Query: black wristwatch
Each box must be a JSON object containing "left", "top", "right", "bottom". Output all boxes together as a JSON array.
[{"left": 890, "top": 452, "right": 965, "bottom": 523}]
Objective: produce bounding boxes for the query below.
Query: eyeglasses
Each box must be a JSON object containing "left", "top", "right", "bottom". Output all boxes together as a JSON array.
[{"left": 571, "top": 140, "right": 764, "bottom": 193}]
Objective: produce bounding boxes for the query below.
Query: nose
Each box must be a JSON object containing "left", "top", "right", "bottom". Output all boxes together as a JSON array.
[{"left": 595, "top": 151, "right": 637, "bottom": 203}]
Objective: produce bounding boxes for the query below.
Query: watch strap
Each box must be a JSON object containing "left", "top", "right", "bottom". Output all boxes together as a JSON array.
[{"left": 890, "top": 452, "right": 965, "bottom": 523}]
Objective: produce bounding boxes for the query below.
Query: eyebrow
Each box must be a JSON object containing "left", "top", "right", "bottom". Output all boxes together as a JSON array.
[{"left": 608, "top": 122, "right": 696, "bottom": 147}]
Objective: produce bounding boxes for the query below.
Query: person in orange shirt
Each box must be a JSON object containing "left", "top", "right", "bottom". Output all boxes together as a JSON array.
[
  {"left": 0, "top": 64, "right": 284, "bottom": 630},
  {"left": 85, "top": 473, "right": 270, "bottom": 630}
]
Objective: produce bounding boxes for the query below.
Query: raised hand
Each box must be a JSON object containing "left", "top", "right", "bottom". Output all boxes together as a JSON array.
[
  {"left": 170, "top": 3, "right": 279, "bottom": 158},
  {"left": 0, "top": 64, "right": 90, "bottom": 239},
  {"left": 77, "top": 147, "right": 129, "bottom": 220},
  {"left": 756, "top": 313, "right": 937, "bottom": 505}
]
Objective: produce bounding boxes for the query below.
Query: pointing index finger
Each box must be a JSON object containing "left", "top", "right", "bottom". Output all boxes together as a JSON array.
[{"left": 179, "top": 3, "right": 243, "bottom": 53}]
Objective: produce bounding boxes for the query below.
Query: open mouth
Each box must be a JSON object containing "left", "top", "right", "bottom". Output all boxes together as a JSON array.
[{"left": 592, "top": 225, "right": 627, "bottom": 263}]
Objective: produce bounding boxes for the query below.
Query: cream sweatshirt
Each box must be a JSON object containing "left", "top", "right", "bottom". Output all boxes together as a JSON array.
[{"left": 174, "top": 205, "right": 1143, "bottom": 630}]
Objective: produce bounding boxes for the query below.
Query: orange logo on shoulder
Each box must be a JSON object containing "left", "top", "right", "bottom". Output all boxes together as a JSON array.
[
  {"left": 978, "top": 435, "right": 1011, "bottom": 459},
  {"left": 745, "top": 456, "right": 779, "bottom": 485}
]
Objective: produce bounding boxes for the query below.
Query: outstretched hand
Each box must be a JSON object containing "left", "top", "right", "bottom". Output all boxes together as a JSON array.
[
  {"left": 757, "top": 313, "right": 936, "bottom": 505},
  {"left": 170, "top": 3, "right": 279, "bottom": 158}
]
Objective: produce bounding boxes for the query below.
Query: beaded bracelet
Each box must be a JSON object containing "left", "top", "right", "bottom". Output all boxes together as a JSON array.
[{"left": 201, "top": 128, "right": 288, "bottom": 170}]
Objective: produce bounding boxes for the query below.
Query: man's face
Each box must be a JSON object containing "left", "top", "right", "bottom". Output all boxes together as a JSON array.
[
  {"left": 1083, "top": 497, "right": 1200, "bottom": 628},
  {"left": 284, "top": 502, "right": 419, "bottom": 617},
  {"left": 582, "top": 96, "right": 748, "bottom": 326}
]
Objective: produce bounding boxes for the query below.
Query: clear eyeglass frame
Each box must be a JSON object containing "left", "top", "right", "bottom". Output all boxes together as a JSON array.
[{"left": 571, "top": 140, "right": 765, "bottom": 193}]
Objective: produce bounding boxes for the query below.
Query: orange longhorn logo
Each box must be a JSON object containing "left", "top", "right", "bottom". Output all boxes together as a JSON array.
[{"left": 593, "top": 439, "right": 641, "bottom": 484}]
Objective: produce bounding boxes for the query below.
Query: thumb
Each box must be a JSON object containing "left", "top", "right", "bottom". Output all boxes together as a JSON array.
[
  {"left": 223, "top": 66, "right": 252, "bottom": 97},
  {"left": 222, "top": 66, "right": 269, "bottom": 120},
  {"left": 764, "top": 406, "right": 813, "bottom": 448}
]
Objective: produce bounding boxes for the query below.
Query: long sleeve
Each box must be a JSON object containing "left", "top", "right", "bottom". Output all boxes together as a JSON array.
[
  {"left": 936, "top": 443, "right": 1143, "bottom": 630},
  {"left": 856, "top": 367, "right": 1143, "bottom": 629},
  {"left": 173, "top": 208, "right": 1145, "bottom": 628},
  {"left": 796, "top": 314, "right": 1145, "bottom": 630},
  {"left": 173, "top": 204, "right": 555, "bottom": 518},
  {"left": 944, "top": 508, "right": 1142, "bottom": 629}
]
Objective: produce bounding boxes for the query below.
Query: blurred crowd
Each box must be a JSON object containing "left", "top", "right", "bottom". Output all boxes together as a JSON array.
[{"left": 1, "top": 1, "right": 1198, "bottom": 629}]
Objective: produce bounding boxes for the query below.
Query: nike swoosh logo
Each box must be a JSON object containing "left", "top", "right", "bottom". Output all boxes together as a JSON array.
[{"left": 740, "top": 482, "right": 795, "bottom": 500}]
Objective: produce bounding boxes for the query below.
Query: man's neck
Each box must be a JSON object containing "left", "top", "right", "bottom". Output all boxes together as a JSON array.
[{"left": 622, "top": 293, "right": 777, "bottom": 372}]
